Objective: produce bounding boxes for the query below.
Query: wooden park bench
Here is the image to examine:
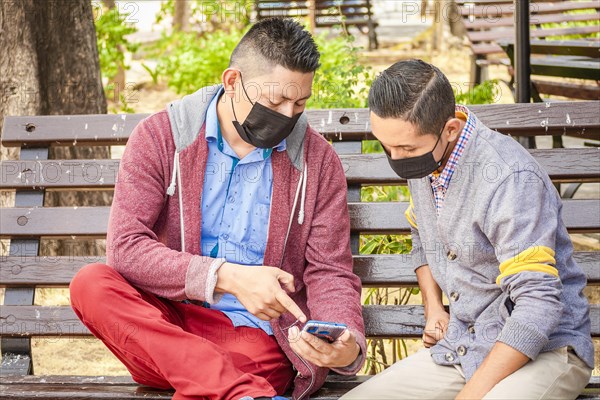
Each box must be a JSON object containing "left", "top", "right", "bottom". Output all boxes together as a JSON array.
[
  {"left": 500, "top": 39, "right": 600, "bottom": 102},
  {"left": 255, "top": 0, "right": 378, "bottom": 49},
  {"left": 1, "top": 101, "right": 599, "bottom": 398},
  {"left": 454, "top": 0, "right": 600, "bottom": 84}
]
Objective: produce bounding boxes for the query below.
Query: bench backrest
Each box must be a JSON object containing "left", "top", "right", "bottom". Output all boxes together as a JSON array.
[
  {"left": 255, "top": 0, "right": 375, "bottom": 28},
  {"left": 1, "top": 101, "right": 599, "bottom": 375},
  {"left": 455, "top": 0, "right": 600, "bottom": 57}
]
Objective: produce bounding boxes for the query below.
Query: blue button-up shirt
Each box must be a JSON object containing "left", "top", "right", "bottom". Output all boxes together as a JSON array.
[{"left": 201, "top": 88, "right": 286, "bottom": 335}]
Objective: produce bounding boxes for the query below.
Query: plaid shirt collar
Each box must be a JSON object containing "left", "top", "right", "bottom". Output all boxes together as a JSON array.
[{"left": 429, "top": 105, "right": 475, "bottom": 189}]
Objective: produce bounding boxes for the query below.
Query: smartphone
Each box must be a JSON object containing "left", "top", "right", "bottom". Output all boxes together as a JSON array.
[{"left": 302, "top": 320, "right": 347, "bottom": 343}]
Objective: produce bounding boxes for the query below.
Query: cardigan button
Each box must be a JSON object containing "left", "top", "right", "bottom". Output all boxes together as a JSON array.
[
  {"left": 457, "top": 345, "right": 467, "bottom": 356},
  {"left": 447, "top": 251, "right": 457, "bottom": 261},
  {"left": 445, "top": 352, "right": 455, "bottom": 362},
  {"left": 450, "top": 291, "right": 460, "bottom": 302},
  {"left": 468, "top": 324, "right": 476, "bottom": 334}
]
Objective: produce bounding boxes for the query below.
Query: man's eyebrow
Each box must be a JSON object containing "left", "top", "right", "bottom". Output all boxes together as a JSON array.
[{"left": 281, "top": 93, "right": 312, "bottom": 101}]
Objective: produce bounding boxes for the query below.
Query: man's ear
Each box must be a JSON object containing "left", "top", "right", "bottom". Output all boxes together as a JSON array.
[
  {"left": 445, "top": 118, "right": 463, "bottom": 142},
  {"left": 221, "top": 68, "right": 240, "bottom": 99}
]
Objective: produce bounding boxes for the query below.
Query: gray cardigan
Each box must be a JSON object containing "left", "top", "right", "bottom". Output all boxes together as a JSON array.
[{"left": 407, "top": 112, "right": 594, "bottom": 380}]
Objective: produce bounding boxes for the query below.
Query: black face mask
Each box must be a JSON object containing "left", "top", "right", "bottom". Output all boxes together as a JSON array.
[
  {"left": 231, "top": 73, "right": 302, "bottom": 149},
  {"left": 385, "top": 125, "right": 451, "bottom": 180}
]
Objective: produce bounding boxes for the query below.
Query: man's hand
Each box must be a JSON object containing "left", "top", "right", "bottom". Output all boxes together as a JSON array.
[
  {"left": 455, "top": 341, "right": 529, "bottom": 400},
  {"left": 423, "top": 308, "right": 449, "bottom": 348},
  {"left": 215, "top": 262, "right": 307, "bottom": 323},
  {"left": 288, "top": 326, "right": 360, "bottom": 368},
  {"left": 416, "top": 264, "right": 448, "bottom": 348}
]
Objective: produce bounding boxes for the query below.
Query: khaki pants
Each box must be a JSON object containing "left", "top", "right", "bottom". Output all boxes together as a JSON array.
[{"left": 340, "top": 347, "right": 592, "bottom": 400}]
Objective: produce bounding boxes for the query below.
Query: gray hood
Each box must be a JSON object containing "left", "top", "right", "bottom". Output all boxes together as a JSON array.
[{"left": 166, "top": 84, "right": 307, "bottom": 171}]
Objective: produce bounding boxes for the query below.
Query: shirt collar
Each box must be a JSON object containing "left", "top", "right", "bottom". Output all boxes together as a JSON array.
[{"left": 429, "top": 105, "right": 475, "bottom": 186}]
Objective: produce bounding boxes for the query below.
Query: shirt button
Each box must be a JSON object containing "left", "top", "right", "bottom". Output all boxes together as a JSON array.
[
  {"left": 445, "top": 352, "right": 455, "bottom": 362},
  {"left": 450, "top": 291, "right": 460, "bottom": 302},
  {"left": 227, "top": 196, "right": 235, "bottom": 204},
  {"left": 468, "top": 324, "right": 475, "bottom": 334},
  {"left": 447, "top": 251, "right": 457, "bottom": 261},
  {"left": 457, "top": 345, "right": 467, "bottom": 356},
  {"left": 222, "top": 234, "right": 229, "bottom": 240}
]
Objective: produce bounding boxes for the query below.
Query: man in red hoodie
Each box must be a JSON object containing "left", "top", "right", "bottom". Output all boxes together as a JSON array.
[{"left": 69, "top": 18, "right": 365, "bottom": 400}]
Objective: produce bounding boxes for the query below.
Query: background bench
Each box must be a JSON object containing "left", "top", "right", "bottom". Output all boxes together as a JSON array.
[
  {"left": 1, "top": 101, "right": 599, "bottom": 398},
  {"left": 454, "top": 0, "right": 600, "bottom": 84},
  {"left": 500, "top": 39, "right": 600, "bottom": 102},
  {"left": 255, "top": 0, "right": 378, "bottom": 49}
]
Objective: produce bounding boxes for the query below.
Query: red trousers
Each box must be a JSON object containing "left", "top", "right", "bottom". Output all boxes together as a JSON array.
[{"left": 70, "top": 263, "right": 295, "bottom": 400}]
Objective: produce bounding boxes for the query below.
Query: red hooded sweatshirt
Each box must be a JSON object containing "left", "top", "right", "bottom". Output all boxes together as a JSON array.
[{"left": 106, "top": 86, "right": 366, "bottom": 399}]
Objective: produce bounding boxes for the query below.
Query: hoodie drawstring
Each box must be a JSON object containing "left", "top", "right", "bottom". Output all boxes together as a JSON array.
[
  {"left": 167, "top": 151, "right": 179, "bottom": 196},
  {"left": 166, "top": 150, "right": 186, "bottom": 253},
  {"left": 283, "top": 161, "right": 307, "bottom": 264},
  {"left": 298, "top": 162, "right": 307, "bottom": 225}
]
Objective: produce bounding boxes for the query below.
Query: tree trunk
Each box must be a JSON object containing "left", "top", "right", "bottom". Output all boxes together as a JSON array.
[
  {"left": 174, "top": 0, "right": 190, "bottom": 32},
  {"left": 308, "top": 0, "right": 316, "bottom": 33},
  {"left": 0, "top": 0, "right": 110, "bottom": 258}
]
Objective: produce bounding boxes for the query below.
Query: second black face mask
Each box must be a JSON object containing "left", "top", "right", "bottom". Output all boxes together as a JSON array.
[
  {"left": 231, "top": 73, "right": 302, "bottom": 149},
  {"left": 385, "top": 126, "right": 450, "bottom": 180}
]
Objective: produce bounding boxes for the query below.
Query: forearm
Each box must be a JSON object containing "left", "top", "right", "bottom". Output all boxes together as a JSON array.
[
  {"left": 416, "top": 264, "right": 444, "bottom": 316},
  {"left": 456, "top": 341, "right": 529, "bottom": 399}
]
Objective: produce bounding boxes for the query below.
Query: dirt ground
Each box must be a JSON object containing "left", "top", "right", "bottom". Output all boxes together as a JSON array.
[{"left": 1, "top": 33, "right": 598, "bottom": 379}]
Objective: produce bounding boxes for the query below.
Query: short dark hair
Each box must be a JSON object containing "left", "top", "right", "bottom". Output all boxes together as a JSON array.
[
  {"left": 230, "top": 18, "right": 320, "bottom": 77},
  {"left": 368, "top": 59, "right": 455, "bottom": 136}
]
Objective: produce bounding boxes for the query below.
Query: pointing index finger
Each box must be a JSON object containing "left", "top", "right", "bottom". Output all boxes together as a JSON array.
[{"left": 275, "top": 290, "right": 306, "bottom": 323}]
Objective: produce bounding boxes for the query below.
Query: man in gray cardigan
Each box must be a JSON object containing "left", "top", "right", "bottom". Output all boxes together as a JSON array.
[{"left": 342, "top": 60, "right": 594, "bottom": 399}]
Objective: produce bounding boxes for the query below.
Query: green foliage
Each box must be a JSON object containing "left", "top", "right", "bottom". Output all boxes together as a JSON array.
[
  {"left": 95, "top": 6, "right": 139, "bottom": 83},
  {"left": 455, "top": 80, "right": 500, "bottom": 105},
  {"left": 308, "top": 32, "right": 374, "bottom": 108},
  {"left": 94, "top": 5, "right": 139, "bottom": 113},
  {"left": 145, "top": 28, "right": 247, "bottom": 94},
  {"left": 145, "top": 24, "right": 373, "bottom": 111}
]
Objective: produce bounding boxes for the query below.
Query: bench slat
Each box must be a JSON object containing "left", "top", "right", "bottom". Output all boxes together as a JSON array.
[
  {"left": 0, "top": 375, "right": 597, "bottom": 400},
  {"left": 2, "top": 305, "right": 599, "bottom": 337},
  {"left": 464, "top": 11, "right": 600, "bottom": 30},
  {"left": 0, "top": 375, "right": 600, "bottom": 400},
  {"left": 2, "top": 148, "right": 599, "bottom": 190},
  {"left": 353, "top": 252, "right": 600, "bottom": 286},
  {"left": 471, "top": 42, "right": 505, "bottom": 55},
  {"left": 2, "top": 148, "right": 599, "bottom": 189},
  {"left": 1, "top": 373, "right": 598, "bottom": 388},
  {"left": 1, "top": 200, "right": 599, "bottom": 237},
  {"left": 533, "top": 80, "right": 600, "bottom": 101},
  {"left": 531, "top": 57, "right": 600, "bottom": 81},
  {"left": 2, "top": 252, "right": 598, "bottom": 287},
  {"left": 467, "top": 24, "right": 600, "bottom": 43},
  {"left": 0, "top": 383, "right": 173, "bottom": 399},
  {"left": 3, "top": 102, "right": 599, "bottom": 146},
  {"left": 460, "top": 1, "right": 600, "bottom": 17},
  {"left": 456, "top": 0, "right": 567, "bottom": 4},
  {"left": 341, "top": 148, "right": 600, "bottom": 185},
  {"left": 504, "top": 39, "right": 600, "bottom": 58}
]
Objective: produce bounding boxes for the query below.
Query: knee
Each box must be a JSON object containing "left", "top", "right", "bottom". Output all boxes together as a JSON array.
[{"left": 70, "top": 263, "right": 115, "bottom": 310}]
